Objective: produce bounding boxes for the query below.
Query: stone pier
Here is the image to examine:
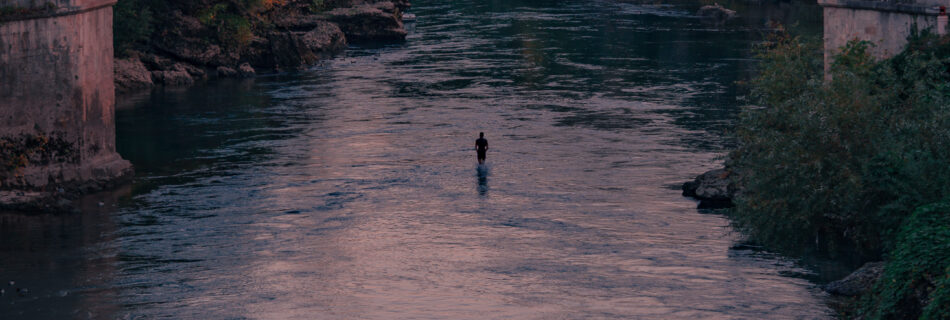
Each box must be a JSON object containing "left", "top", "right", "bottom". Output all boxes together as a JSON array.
[
  {"left": 819, "top": 0, "right": 948, "bottom": 69},
  {"left": 0, "top": 0, "right": 132, "bottom": 210}
]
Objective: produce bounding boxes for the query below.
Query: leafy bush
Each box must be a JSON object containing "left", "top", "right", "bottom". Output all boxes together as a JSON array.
[
  {"left": 195, "top": 0, "right": 282, "bottom": 48},
  {"left": 730, "top": 32, "right": 950, "bottom": 257},
  {"left": 113, "top": 0, "right": 154, "bottom": 56},
  {"left": 859, "top": 201, "right": 950, "bottom": 319}
]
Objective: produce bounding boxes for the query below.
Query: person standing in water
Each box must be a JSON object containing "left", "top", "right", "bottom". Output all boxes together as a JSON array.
[{"left": 475, "top": 132, "right": 488, "bottom": 164}]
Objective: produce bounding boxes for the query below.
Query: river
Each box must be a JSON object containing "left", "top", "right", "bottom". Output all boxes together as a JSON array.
[{"left": 0, "top": 0, "right": 834, "bottom": 318}]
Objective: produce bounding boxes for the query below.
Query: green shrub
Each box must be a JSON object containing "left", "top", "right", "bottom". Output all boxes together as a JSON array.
[
  {"left": 195, "top": 0, "right": 273, "bottom": 49},
  {"left": 859, "top": 201, "right": 950, "bottom": 319},
  {"left": 113, "top": 0, "right": 154, "bottom": 56},
  {"left": 730, "top": 32, "right": 950, "bottom": 257}
]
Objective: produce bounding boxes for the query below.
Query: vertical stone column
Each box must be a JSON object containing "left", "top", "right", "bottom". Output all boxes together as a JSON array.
[{"left": 0, "top": 0, "right": 132, "bottom": 209}]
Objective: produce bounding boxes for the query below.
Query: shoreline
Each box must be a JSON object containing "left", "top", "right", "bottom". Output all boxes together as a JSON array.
[{"left": 114, "top": 0, "right": 411, "bottom": 95}]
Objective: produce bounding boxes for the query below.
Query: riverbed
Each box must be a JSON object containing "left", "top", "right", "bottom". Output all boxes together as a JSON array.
[{"left": 0, "top": 0, "right": 832, "bottom": 318}]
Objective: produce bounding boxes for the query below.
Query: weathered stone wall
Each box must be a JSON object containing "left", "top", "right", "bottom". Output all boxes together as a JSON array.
[
  {"left": 819, "top": 0, "right": 946, "bottom": 70},
  {"left": 0, "top": 0, "right": 131, "bottom": 194}
]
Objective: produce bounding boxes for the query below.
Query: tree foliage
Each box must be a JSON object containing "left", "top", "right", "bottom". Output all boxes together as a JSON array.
[
  {"left": 731, "top": 32, "right": 950, "bottom": 257},
  {"left": 113, "top": 0, "right": 154, "bottom": 56},
  {"left": 859, "top": 201, "right": 950, "bottom": 319},
  {"left": 113, "top": 0, "right": 303, "bottom": 55}
]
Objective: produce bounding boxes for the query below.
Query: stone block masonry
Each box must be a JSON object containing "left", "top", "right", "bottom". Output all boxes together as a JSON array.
[
  {"left": 819, "top": 0, "right": 948, "bottom": 71},
  {"left": 0, "top": 0, "right": 132, "bottom": 210}
]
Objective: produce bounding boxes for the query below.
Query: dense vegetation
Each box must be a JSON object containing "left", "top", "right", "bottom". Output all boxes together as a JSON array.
[
  {"left": 113, "top": 0, "right": 153, "bottom": 54},
  {"left": 732, "top": 31, "right": 950, "bottom": 318},
  {"left": 113, "top": 0, "right": 329, "bottom": 56},
  {"left": 858, "top": 202, "right": 950, "bottom": 319},
  {"left": 731, "top": 32, "right": 950, "bottom": 257}
]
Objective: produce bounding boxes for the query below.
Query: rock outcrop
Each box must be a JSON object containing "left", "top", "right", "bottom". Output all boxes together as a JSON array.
[
  {"left": 824, "top": 262, "right": 885, "bottom": 296},
  {"left": 216, "top": 66, "right": 239, "bottom": 78},
  {"left": 697, "top": 4, "right": 737, "bottom": 23},
  {"left": 247, "top": 21, "right": 347, "bottom": 70},
  {"left": 151, "top": 69, "right": 195, "bottom": 86},
  {"left": 153, "top": 11, "right": 237, "bottom": 67},
  {"left": 114, "top": 58, "right": 154, "bottom": 93},
  {"left": 682, "top": 168, "right": 736, "bottom": 209},
  {"left": 114, "top": 1, "right": 407, "bottom": 93},
  {"left": 238, "top": 63, "right": 256, "bottom": 78},
  {"left": 326, "top": 1, "right": 407, "bottom": 41}
]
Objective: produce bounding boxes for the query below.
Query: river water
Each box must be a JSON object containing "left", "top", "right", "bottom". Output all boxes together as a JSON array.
[{"left": 1, "top": 0, "right": 833, "bottom": 318}]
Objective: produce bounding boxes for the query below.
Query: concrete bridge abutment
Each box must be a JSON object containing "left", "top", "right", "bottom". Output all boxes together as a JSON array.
[
  {"left": 0, "top": 0, "right": 132, "bottom": 210},
  {"left": 819, "top": 0, "right": 949, "bottom": 70}
]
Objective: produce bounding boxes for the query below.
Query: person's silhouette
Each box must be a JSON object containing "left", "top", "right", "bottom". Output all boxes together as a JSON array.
[{"left": 475, "top": 132, "right": 488, "bottom": 164}]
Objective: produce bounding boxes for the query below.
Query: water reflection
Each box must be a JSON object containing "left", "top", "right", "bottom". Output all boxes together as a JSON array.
[
  {"left": 1, "top": 0, "right": 834, "bottom": 318},
  {"left": 0, "top": 188, "right": 129, "bottom": 319},
  {"left": 476, "top": 164, "right": 490, "bottom": 196}
]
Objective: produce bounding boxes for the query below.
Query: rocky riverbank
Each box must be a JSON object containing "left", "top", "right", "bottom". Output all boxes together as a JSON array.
[
  {"left": 114, "top": 0, "right": 410, "bottom": 93},
  {"left": 682, "top": 164, "right": 947, "bottom": 318},
  {"left": 681, "top": 168, "right": 737, "bottom": 209}
]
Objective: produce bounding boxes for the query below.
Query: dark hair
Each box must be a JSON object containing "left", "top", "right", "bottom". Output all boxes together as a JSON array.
[{"left": 479, "top": 132, "right": 484, "bottom": 137}]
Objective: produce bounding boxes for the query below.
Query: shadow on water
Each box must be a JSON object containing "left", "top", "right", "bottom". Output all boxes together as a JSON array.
[
  {"left": 476, "top": 164, "right": 490, "bottom": 196},
  {"left": 0, "top": 187, "right": 131, "bottom": 319}
]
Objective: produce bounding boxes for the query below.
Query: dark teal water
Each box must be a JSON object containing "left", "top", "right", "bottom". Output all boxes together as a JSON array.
[{"left": 1, "top": 0, "right": 832, "bottom": 318}]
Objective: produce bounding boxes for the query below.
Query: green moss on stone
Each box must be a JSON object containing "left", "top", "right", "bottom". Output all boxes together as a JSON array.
[{"left": 0, "top": 133, "right": 79, "bottom": 177}]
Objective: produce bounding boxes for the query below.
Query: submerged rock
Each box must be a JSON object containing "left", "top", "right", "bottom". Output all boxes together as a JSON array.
[
  {"left": 682, "top": 168, "right": 735, "bottom": 209},
  {"left": 824, "top": 262, "right": 885, "bottom": 296}
]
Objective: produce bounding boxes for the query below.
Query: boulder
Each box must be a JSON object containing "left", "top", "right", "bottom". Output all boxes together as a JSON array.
[
  {"left": 140, "top": 53, "right": 176, "bottom": 71},
  {"left": 823, "top": 262, "right": 885, "bottom": 296},
  {"left": 114, "top": 58, "right": 153, "bottom": 93},
  {"left": 181, "top": 63, "right": 207, "bottom": 79},
  {"left": 697, "top": 4, "right": 737, "bottom": 23},
  {"left": 151, "top": 69, "right": 194, "bottom": 86},
  {"left": 247, "top": 22, "right": 346, "bottom": 70},
  {"left": 216, "top": 66, "right": 239, "bottom": 78},
  {"left": 238, "top": 63, "right": 256, "bottom": 78},
  {"left": 141, "top": 53, "right": 208, "bottom": 81},
  {"left": 301, "top": 21, "right": 348, "bottom": 56},
  {"left": 682, "top": 168, "right": 735, "bottom": 209},
  {"left": 326, "top": 1, "right": 407, "bottom": 41}
]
